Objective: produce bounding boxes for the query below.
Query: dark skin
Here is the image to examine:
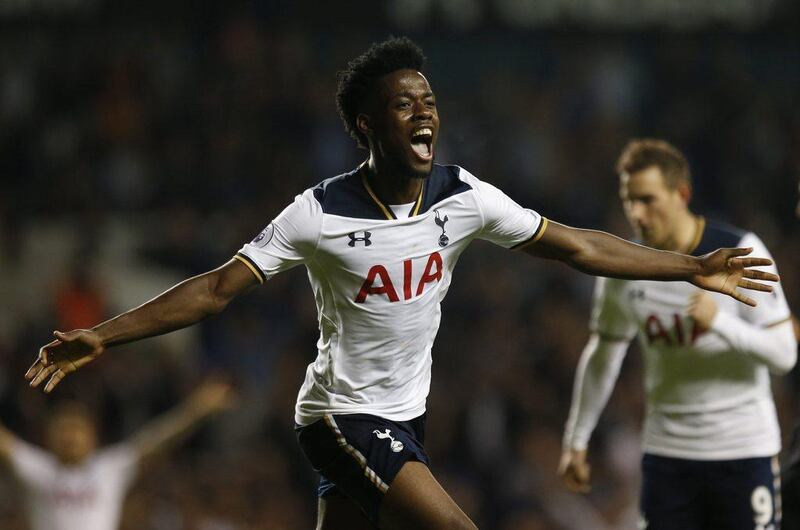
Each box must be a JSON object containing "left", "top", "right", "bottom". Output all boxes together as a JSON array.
[
  {"left": 357, "top": 69, "right": 439, "bottom": 204},
  {"left": 27, "top": 68, "right": 779, "bottom": 530}
]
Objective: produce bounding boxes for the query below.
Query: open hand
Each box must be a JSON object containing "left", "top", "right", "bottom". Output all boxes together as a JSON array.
[
  {"left": 691, "top": 248, "right": 777, "bottom": 307},
  {"left": 558, "top": 448, "right": 591, "bottom": 493},
  {"left": 25, "top": 330, "right": 105, "bottom": 393}
]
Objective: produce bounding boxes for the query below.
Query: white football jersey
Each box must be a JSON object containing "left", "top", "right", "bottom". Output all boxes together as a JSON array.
[
  {"left": 238, "top": 164, "right": 544, "bottom": 425},
  {"left": 9, "top": 440, "right": 138, "bottom": 530},
  {"left": 591, "top": 220, "right": 791, "bottom": 459}
]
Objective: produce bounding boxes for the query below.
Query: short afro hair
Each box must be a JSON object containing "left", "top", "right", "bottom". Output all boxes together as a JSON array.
[{"left": 336, "top": 37, "right": 427, "bottom": 149}]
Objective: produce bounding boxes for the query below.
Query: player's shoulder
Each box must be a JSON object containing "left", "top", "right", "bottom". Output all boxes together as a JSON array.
[
  {"left": 309, "top": 166, "right": 383, "bottom": 219},
  {"left": 420, "top": 164, "right": 474, "bottom": 210},
  {"left": 691, "top": 218, "right": 750, "bottom": 256}
]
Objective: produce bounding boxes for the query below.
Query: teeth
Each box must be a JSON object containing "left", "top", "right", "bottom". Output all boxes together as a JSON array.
[{"left": 412, "top": 128, "right": 432, "bottom": 138}]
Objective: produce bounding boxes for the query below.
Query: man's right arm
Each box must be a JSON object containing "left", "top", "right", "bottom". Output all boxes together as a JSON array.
[
  {"left": 559, "top": 333, "right": 629, "bottom": 493},
  {"left": 0, "top": 423, "right": 18, "bottom": 463},
  {"left": 26, "top": 258, "right": 260, "bottom": 392}
]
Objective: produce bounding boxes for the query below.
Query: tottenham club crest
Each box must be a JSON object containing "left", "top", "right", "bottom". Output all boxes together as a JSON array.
[
  {"left": 373, "top": 429, "right": 404, "bottom": 453},
  {"left": 252, "top": 224, "right": 274, "bottom": 248},
  {"left": 434, "top": 209, "right": 449, "bottom": 247}
]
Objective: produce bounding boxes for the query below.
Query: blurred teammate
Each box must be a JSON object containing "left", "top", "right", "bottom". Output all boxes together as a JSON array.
[
  {"left": 560, "top": 139, "right": 795, "bottom": 530},
  {"left": 0, "top": 380, "right": 233, "bottom": 530},
  {"left": 782, "top": 182, "right": 800, "bottom": 530},
  {"left": 26, "top": 40, "right": 778, "bottom": 530}
]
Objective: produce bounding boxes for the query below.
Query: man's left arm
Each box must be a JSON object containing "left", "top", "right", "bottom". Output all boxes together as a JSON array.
[
  {"left": 687, "top": 232, "right": 797, "bottom": 374},
  {"left": 521, "top": 220, "right": 777, "bottom": 306},
  {"left": 689, "top": 292, "right": 796, "bottom": 374}
]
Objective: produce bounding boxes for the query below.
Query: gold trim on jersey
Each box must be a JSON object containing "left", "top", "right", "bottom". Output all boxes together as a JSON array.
[
  {"left": 764, "top": 315, "right": 792, "bottom": 329},
  {"left": 686, "top": 216, "right": 706, "bottom": 255},
  {"left": 512, "top": 217, "right": 549, "bottom": 250},
  {"left": 324, "top": 414, "right": 390, "bottom": 493},
  {"left": 234, "top": 254, "right": 265, "bottom": 284},
  {"left": 410, "top": 184, "right": 424, "bottom": 217},
  {"left": 361, "top": 171, "right": 425, "bottom": 220}
]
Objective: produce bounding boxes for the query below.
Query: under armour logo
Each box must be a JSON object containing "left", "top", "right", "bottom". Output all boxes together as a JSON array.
[
  {"left": 348, "top": 231, "right": 372, "bottom": 247},
  {"left": 434, "top": 209, "right": 449, "bottom": 247},
  {"left": 373, "top": 429, "right": 404, "bottom": 453}
]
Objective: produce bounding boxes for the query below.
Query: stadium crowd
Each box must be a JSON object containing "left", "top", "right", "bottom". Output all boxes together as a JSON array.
[{"left": 1, "top": 3, "right": 799, "bottom": 529}]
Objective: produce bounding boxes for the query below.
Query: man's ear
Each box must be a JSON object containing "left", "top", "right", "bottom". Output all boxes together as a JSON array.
[
  {"left": 676, "top": 181, "right": 693, "bottom": 205},
  {"left": 356, "top": 113, "right": 372, "bottom": 140}
]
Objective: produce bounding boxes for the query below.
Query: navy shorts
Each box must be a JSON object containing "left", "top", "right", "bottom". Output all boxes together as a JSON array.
[
  {"left": 782, "top": 424, "right": 800, "bottom": 530},
  {"left": 296, "top": 413, "right": 430, "bottom": 524},
  {"left": 640, "top": 453, "right": 781, "bottom": 530}
]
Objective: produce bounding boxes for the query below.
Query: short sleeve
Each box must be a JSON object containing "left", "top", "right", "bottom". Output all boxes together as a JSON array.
[
  {"left": 736, "top": 232, "right": 791, "bottom": 328},
  {"left": 8, "top": 439, "right": 55, "bottom": 488},
  {"left": 95, "top": 444, "right": 139, "bottom": 492},
  {"left": 465, "top": 169, "right": 544, "bottom": 248},
  {"left": 236, "top": 189, "right": 322, "bottom": 282},
  {"left": 589, "top": 277, "right": 637, "bottom": 342}
]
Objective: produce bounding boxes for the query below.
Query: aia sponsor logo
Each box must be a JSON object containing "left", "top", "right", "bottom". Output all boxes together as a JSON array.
[
  {"left": 644, "top": 313, "right": 705, "bottom": 346},
  {"left": 355, "top": 252, "right": 443, "bottom": 303}
]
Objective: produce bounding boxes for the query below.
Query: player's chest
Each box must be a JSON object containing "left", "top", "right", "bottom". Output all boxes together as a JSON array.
[
  {"left": 46, "top": 469, "right": 101, "bottom": 507},
  {"left": 314, "top": 206, "right": 475, "bottom": 302},
  {"left": 623, "top": 281, "right": 734, "bottom": 349},
  {"left": 317, "top": 205, "right": 474, "bottom": 270}
]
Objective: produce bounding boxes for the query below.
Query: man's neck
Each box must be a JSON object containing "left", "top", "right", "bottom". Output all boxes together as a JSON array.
[
  {"left": 364, "top": 157, "right": 423, "bottom": 204},
  {"left": 665, "top": 212, "right": 703, "bottom": 254}
]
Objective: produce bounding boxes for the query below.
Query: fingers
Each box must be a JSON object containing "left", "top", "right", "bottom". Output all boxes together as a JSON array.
[
  {"left": 729, "top": 289, "right": 757, "bottom": 308},
  {"left": 562, "top": 465, "right": 591, "bottom": 493},
  {"left": 44, "top": 369, "right": 68, "bottom": 394},
  {"left": 737, "top": 278, "right": 774, "bottom": 293},
  {"left": 734, "top": 257, "right": 774, "bottom": 269},
  {"left": 725, "top": 247, "right": 754, "bottom": 257},
  {"left": 742, "top": 268, "right": 779, "bottom": 282},
  {"left": 25, "top": 359, "right": 44, "bottom": 381},
  {"left": 29, "top": 363, "right": 58, "bottom": 388}
]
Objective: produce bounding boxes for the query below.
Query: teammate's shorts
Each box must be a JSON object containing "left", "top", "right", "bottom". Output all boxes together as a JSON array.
[
  {"left": 782, "top": 423, "right": 800, "bottom": 530},
  {"left": 296, "top": 413, "right": 429, "bottom": 524},
  {"left": 640, "top": 453, "right": 781, "bottom": 530}
]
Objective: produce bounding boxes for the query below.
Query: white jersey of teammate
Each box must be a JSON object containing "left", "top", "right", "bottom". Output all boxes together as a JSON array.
[
  {"left": 9, "top": 439, "right": 138, "bottom": 530},
  {"left": 237, "top": 164, "right": 544, "bottom": 426},
  {"left": 564, "top": 220, "right": 794, "bottom": 460}
]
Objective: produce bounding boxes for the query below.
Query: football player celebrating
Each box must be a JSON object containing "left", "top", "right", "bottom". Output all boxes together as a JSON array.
[
  {"left": 560, "top": 139, "right": 795, "bottom": 530},
  {"left": 28, "top": 40, "right": 779, "bottom": 530},
  {"left": 0, "top": 380, "right": 234, "bottom": 530}
]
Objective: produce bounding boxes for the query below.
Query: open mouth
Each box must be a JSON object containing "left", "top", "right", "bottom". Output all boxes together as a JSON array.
[{"left": 410, "top": 127, "right": 433, "bottom": 161}]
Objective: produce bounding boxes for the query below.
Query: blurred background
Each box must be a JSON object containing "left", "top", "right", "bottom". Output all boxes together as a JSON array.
[{"left": 1, "top": 1, "right": 799, "bottom": 528}]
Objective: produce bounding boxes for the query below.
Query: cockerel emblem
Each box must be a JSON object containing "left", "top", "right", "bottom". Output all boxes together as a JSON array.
[
  {"left": 373, "top": 429, "right": 404, "bottom": 453},
  {"left": 434, "top": 209, "right": 449, "bottom": 247}
]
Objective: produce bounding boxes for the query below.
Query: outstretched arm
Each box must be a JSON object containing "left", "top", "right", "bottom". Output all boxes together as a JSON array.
[
  {"left": 523, "top": 221, "right": 777, "bottom": 306},
  {"left": 559, "top": 334, "right": 629, "bottom": 493},
  {"left": 130, "top": 380, "right": 236, "bottom": 462},
  {"left": 27, "top": 258, "right": 259, "bottom": 393}
]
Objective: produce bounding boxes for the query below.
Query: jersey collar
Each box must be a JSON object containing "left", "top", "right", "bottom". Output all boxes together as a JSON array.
[{"left": 360, "top": 168, "right": 425, "bottom": 220}]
